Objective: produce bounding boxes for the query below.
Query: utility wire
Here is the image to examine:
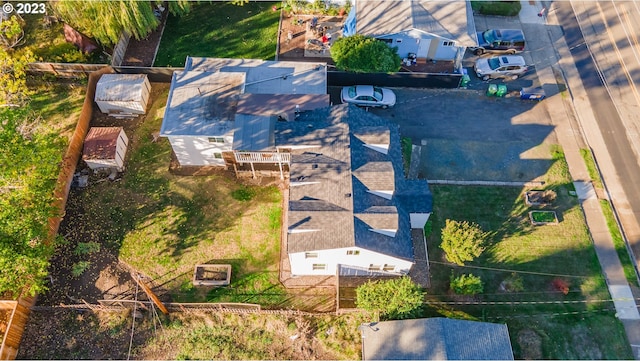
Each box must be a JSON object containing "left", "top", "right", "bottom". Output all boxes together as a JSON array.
[
  {"left": 127, "top": 275, "right": 141, "bottom": 361},
  {"left": 425, "top": 259, "right": 594, "bottom": 279}
]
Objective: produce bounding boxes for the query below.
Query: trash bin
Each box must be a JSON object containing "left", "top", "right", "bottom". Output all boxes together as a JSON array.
[
  {"left": 496, "top": 84, "right": 507, "bottom": 97},
  {"left": 520, "top": 87, "right": 546, "bottom": 101},
  {"left": 486, "top": 84, "right": 498, "bottom": 96},
  {"left": 460, "top": 74, "right": 470, "bottom": 88}
]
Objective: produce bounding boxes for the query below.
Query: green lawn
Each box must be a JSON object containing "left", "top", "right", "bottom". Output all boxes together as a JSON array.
[
  {"left": 601, "top": 199, "right": 637, "bottom": 285},
  {"left": 424, "top": 146, "right": 632, "bottom": 359},
  {"left": 154, "top": 2, "right": 280, "bottom": 67}
]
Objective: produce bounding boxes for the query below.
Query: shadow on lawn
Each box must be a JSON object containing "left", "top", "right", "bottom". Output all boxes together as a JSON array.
[{"left": 422, "top": 181, "right": 633, "bottom": 359}]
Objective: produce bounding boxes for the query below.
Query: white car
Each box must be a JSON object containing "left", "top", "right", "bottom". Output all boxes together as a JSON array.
[
  {"left": 474, "top": 55, "right": 528, "bottom": 81},
  {"left": 340, "top": 85, "right": 396, "bottom": 108}
]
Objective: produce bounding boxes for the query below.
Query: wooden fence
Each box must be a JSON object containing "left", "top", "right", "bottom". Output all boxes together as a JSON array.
[
  {"left": 0, "top": 296, "right": 34, "bottom": 360},
  {"left": 26, "top": 62, "right": 108, "bottom": 78},
  {"left": 111, "top": 32, "right": 131, "bottom": 67},
  {"left": 0, "top": 66, "right": 115, "bottom": 361}
]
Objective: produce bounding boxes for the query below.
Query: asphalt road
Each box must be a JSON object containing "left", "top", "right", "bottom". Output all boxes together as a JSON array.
[{"left": 556, "top": 2, "right": 640, "bottom": 259}]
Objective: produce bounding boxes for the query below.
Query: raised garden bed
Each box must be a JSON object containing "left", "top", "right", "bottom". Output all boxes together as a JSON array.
[
  {"left": 529, "top": 211, "right": 559, "bottom": 225},
  {"left": 525, "top": 189, "right": 556, "bottom": 206},
  {"left": 193, "top": 264, "right": 232, "bottom": 287}
]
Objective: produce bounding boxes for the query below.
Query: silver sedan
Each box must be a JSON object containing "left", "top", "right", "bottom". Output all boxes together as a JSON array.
[{"left": 340, "top": 85, "right": 396, "bottom": 108}]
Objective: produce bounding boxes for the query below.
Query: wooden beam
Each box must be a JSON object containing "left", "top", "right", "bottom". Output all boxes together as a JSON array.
[{"left": 134, "top": 275, "right": 169, "bottom": 314}]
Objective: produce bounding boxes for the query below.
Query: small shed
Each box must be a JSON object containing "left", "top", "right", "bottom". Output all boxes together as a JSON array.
[
  {"left": 95, "top": 74, "right": 151, "bottom": 116},
  {"left": 83, "top": 127, "right": 129, "bottom": 171}
]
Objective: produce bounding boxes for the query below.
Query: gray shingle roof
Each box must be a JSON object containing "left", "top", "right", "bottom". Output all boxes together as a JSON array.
[
  {"left": 278, "top": 105, "right": 431, "bottom": 259},
  {"left": 353, "top": 126, "right": 390, "bottom": 146},
  {"left": 361, "top": 318, "right": 514, "bottom": 360},
  {"left": 353, "top": 161, "right": 395, "bottom": 192}
]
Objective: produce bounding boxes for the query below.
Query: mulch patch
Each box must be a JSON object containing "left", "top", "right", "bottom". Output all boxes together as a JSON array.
[{"left": 121, "top": 10, "right": 168, "bottom": 66}]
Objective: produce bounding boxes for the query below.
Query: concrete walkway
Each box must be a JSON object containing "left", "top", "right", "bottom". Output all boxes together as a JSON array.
[{"left": 515, "top": 0, "right": 640, "bottom": 357}]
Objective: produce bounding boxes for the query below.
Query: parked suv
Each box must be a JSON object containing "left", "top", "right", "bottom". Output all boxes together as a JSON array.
[
  {"left": 474, "top": 55, "right": 528, "bottom": 80},
  {"left": 472, "top": 29, "right": 526, "bottom": 55}
]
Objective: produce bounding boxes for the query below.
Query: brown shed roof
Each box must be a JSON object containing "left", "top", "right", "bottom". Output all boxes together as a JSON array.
[{"left": 83, "top": 127, "right": 123, "bottom": 160}]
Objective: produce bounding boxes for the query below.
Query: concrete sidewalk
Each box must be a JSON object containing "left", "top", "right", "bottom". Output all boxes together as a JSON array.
[{"left": 477, "top": 1, "right": 640, "bottom": 357}]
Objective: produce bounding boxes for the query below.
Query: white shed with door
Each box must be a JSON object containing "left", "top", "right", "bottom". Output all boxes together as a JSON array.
[
  {"left": 83, "top": 127, "right": 129, "bottom": 171},
  {"left": 95, "top": 74, "right": 151, "bottom": 116}
]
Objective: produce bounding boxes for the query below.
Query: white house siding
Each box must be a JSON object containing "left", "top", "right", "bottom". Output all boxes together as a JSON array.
[
  {"left": 376, "top": 34, "right": 421, "bottom": 59},
  {"left": 168, "top": 134, "right": 233, "bottom": 166},
  {"left": 289, "top": 247, "right": 413, "bottom": 276},
  {"left": 430, "top": 39, "right": 458, "bottom": 60}
]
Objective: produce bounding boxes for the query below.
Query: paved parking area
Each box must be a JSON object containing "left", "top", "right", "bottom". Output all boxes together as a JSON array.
[{"left": 329, "top": 87, "right": 557, "bottom": 182}]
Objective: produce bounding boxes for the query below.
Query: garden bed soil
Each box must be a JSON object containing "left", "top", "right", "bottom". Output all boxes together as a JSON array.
[
  {"left": 121, "top": 9, "right": 168, "bottom": 66},
  {"left": 525, "top": 189, "right": 556, "bottom": 206},
  {"left": 37, "top": 83, "right": 171, "bottom": 307}
]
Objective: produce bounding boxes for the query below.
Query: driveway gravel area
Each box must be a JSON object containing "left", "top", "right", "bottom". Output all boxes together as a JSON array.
[{"left": 329, "top": 87, "right": 557, "bottom": 182}]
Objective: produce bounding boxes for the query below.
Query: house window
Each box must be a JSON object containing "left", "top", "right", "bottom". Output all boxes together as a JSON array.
[
  {"left": 369, "top": 264, "right": 381, "bottom": 271},
  {"left": 383, "top": 264, "right": 395, "bottom": 272},
  {"left": 443, "top": 41, "right": 455, "bottom": 47},
  {"left": 305, "top": 252, "right": 319, "bottom": 259},
  {"left": 395, "top": 39, "right": 403, "bottom": 43},
  {"left": 347, "top": 250, "right": 360, "bottom": 256},
  {"left": 312, "top": 264, "right": 327, "bottom": 270},
  {"left": 213, "top": 153, "right": 222, "bottom": 159},
  {"left": 378, "top": 38, "right": 393, "bottom": 44},
  {"left": 208, "top": 137, "right": 225, "bottom": 143}
]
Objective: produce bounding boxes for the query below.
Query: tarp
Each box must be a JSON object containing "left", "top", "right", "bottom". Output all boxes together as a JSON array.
[
  {"left": 343, "top": 7, "right": 356, "bottom": 37},
  {"left": 63, "top": 23, "right": 98, "bottom": 53}
]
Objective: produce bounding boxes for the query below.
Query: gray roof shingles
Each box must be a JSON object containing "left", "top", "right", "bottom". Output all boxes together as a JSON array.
[
  {"left": 278, "top": 105, "right": 431, "bottom": 259},
  {"left": 362, "top": 318, "right": 514, "bottom": 360}
]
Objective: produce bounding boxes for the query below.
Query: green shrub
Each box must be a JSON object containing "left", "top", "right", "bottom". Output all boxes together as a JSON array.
[
  {"left": 355, "top": 276, "right": 423, "bottom": 320},
  {"left": 440, "top": 219, "right": 487, "bottom": 266},
  {"left": 34, "top": 42, "right": 92, "bottom": 63},
  {"left": 450, "top": 273, "right": 484, "bottom": 295},
  {"left": 74, "top": 241, "right": 101, "bottom": 256},
  {"left": 72, "top": 261, "right": 91, "bottom": 277},
  {"left": 472, "top": 1, "right": 521, "bottom": 16}
]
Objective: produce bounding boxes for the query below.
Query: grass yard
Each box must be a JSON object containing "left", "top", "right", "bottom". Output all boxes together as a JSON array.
[
  {"left": 154, "top": 2, "right": 280, "bottom": 67},
  {"left": 424, "top": 146, "right": 633, "bottom": 359},
  {"left": 67, "top": 84, "right": 333, "bottom": 310},
  {"left": 15, "top": 14, "right": 106, "bottom": 63}
]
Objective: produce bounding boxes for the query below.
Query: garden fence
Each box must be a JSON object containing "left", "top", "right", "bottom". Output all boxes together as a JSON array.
[
  {"left": 29, "top": 302, "right": 339, "bottom": 317},
  {"left": 26, "top": 62, "right": 108, "bottom": 78},
  {"left": 327, "top": 70, "right": 462, "bottom": 88},
  {"left": 111, "top": 32, "right": 131, "bottom": 67}
]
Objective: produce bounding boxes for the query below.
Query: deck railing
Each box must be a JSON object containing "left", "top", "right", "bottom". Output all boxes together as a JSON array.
[{"left": 234, "top": 151, "right": 290, "bottom": 164}]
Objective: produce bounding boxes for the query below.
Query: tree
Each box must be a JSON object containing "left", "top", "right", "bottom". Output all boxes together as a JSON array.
[
  {"left": 0, "top": 47, "right": 34, "bottom": 107},
  {"left": 50, "top": 0, "right": 191, "bottom": 46},
  {"left": 0, "top": 15, "right": 25, "bottom": 49},
  {"left": 440, "top": 219, "right": 487, "bottom": 265},
  {"left": 0, "top": 107, "right": 65, "bottom": 296},
  {"left": 450, "top": 273, "right": 484, "bottom": 295},
  {"left": 331, "top": 34, "right": 401, "bottom": 73},
  {"left": 355, "top": 276, "right": 423, "bottom": 320}
]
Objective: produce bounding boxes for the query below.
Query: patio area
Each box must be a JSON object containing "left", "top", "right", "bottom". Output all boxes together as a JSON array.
[{"left": 277, "top": 14, "right": 455, "bottom": 73}]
